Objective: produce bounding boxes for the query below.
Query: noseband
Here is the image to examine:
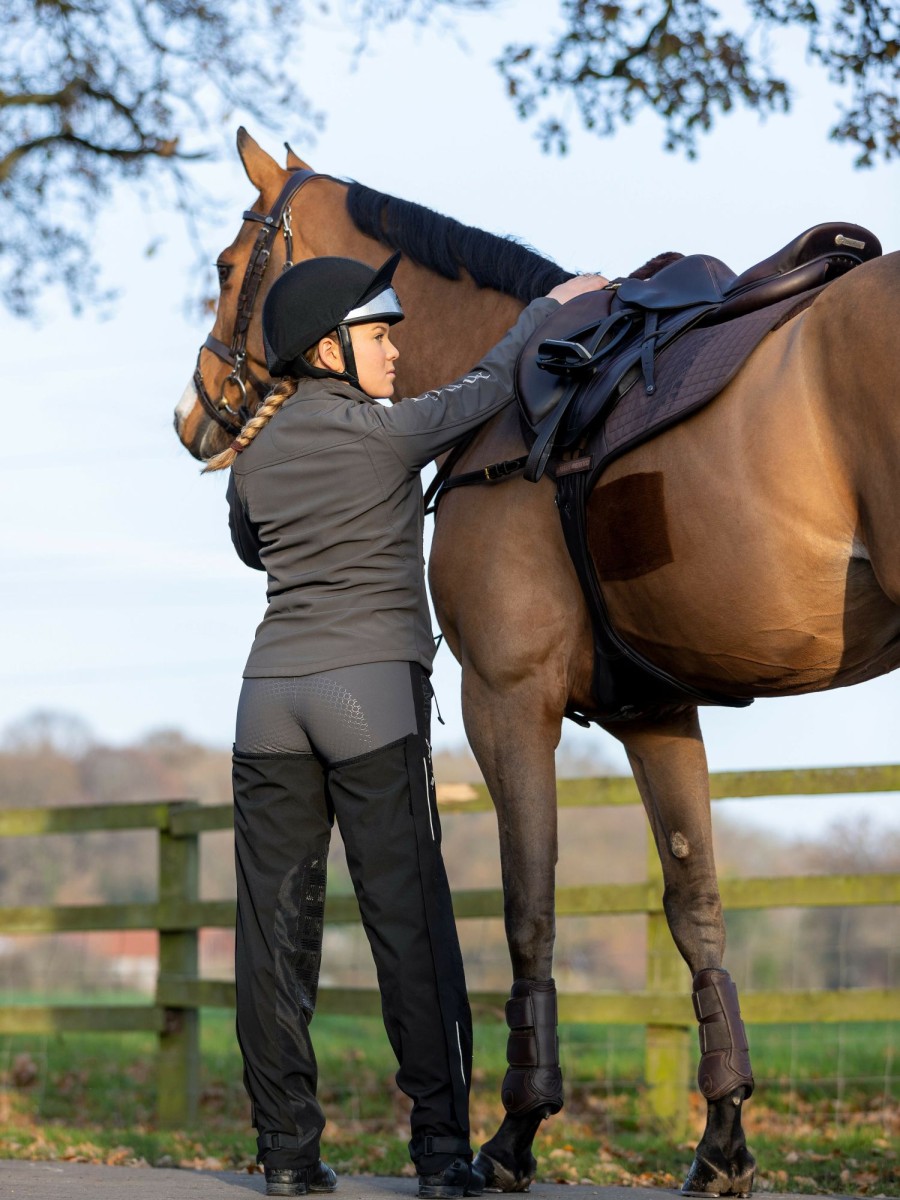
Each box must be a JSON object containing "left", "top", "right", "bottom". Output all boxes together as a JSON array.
[{"left": 193, "top": 167, "right": 322, "bottom": 436}]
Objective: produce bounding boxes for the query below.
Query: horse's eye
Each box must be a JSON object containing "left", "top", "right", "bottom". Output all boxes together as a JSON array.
[{"left": 216, "top": 262, "right": 232, "bottom": 286}]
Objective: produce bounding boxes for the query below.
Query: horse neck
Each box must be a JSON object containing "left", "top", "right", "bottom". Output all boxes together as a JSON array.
[
  {"left": 295, "top": 176, "right": 527, "bottom": 398},
  {"left": 393, "top": 267, "right": 527, "bottom": 397}
]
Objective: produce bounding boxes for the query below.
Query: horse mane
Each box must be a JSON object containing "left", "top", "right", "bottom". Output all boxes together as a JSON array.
[
  {"left": 346, "top": 183, "right": 574, "bottom": 303},
  {"left": 629, "top": 251, "right": 684, "bottom": 279}
]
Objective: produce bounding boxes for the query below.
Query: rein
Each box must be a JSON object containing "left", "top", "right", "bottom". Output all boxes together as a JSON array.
[{"left": 193, "top": 167, "right": 322, "bottom": 436}]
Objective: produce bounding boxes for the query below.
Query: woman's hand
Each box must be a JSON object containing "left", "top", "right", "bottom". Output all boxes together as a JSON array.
[{"left": 546, "top": 273, "right": 609, "bottom": 303}]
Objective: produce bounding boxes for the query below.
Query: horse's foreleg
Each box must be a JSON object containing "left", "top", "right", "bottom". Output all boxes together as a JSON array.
[
  {"left": 614, "top": 707, "right": 755, "bottom": 1197},
  {"left": 462, "top": 673, "right": 564, "bottom": 1193}
]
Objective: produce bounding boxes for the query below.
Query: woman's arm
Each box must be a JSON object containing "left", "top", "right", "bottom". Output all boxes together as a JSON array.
[
  {"left": 374, "top": 275, "right": 608, "bottom": 470},
  {"left": 227, "top": 473, "right": 266, "bottom": 572}
]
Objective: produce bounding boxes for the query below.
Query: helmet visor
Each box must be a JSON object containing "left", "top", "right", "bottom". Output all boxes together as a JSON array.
[{"left": 343, "top": 285, "right": 404, "bottom": 326}]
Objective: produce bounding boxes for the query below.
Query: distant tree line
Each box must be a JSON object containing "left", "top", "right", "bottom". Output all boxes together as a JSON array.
[{"left": 1, "top": 710, "right": 896, "bottom": 996}]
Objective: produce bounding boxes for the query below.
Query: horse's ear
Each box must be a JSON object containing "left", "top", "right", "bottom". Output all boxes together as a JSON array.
[
  {"left": 285, "top": 142, "right": 313, "bottom": 171},
  {"left": 236, "top": 126, "right": 284, "bottom": 194}
]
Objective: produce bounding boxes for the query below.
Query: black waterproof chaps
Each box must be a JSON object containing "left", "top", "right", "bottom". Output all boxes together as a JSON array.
[
  {"left": 233, "top": 751, "right": 331, "bottom": 1170},
  {"left": 329, "top": 734, "right": 473, "bottom": 1168},
  {"left": 232, "top": 668, "right": 473, "bottom": 1174}
]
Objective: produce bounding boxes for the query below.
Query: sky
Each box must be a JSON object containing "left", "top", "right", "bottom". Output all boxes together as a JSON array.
[{"left": 3, "top": 1, "right": 900, "bottom": 840}]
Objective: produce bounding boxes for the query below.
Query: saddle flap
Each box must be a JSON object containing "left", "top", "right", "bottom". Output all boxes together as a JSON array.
[
  {"left": 615, "top": 254, "right": 736, "bottom": 311},
  {"left": 515, "top": 290, "right": 613, "bottom": 432}
]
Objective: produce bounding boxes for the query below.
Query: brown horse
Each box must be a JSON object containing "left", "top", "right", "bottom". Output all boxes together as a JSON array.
[{"left": 174, "top": 129, "right": 900, "bottom": 1196}]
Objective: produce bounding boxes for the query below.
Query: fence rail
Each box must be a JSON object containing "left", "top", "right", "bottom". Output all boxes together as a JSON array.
[{"left": 1, "top": 766, "right": 898, "bottom": 1131}]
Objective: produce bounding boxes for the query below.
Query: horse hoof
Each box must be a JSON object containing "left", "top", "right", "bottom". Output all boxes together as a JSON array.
[
  {"left": 681, "top": 1153, "right": 755, "bottom": 1197},
  {"left": 472, "top": 1151, "right": 534, "bottom": 1193}
]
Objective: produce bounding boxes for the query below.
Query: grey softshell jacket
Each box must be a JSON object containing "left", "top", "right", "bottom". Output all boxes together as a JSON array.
[{"left": 227, "top": 296, "right": 559, "bottom": 678}]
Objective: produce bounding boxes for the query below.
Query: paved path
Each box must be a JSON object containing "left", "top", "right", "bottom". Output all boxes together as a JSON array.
[{"left": 0, "top": 1162, "right": 865, "bottom": 1200}]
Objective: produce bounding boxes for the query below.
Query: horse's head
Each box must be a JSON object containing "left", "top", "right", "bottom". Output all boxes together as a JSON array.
[
  {"left": 175, "top": 128, "right": 569, "bottom": 460},
  {"left": 174, "top": 128, "right": 318, "bottom": 460}
]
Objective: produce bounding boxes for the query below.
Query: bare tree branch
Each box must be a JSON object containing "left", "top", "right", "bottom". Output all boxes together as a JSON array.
[
  {"left": 497, "top": 0, "right": 897, "bottom": 162},
  {"left": 1, "top": 0, "right": 895, "bottom": 315}
]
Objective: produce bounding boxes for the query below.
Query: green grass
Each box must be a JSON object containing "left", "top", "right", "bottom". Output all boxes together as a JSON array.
[{"left": 1, "top": 1014, "right": 897, "bottom": 1192}]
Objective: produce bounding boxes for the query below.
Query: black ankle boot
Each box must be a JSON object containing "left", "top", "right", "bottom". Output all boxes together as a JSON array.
[
  {"left": 418, "top": 1158, "right": 485, "bottom": 1199},
  {"left": 265, "top": 1160, "right": 337, "bottom": 1197}
]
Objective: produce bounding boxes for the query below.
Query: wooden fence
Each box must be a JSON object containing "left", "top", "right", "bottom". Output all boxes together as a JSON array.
[{"left": 1, "top": 765, "right": 898, "bottom": 1133}]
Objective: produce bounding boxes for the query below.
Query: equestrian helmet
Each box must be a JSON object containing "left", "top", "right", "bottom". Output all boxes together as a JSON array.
[{"left": 262, "top": 251, "right": 404, "bottom": 381}]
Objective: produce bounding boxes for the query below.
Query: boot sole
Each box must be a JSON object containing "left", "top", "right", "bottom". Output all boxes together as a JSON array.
[
  {"left": 267, "top": 1187, "right": 337, "bottom": 1198},
  {"left": 266, "top": 1174, "right": 338, "bottom": 1196},
  {"left": 419, "top": 1188, "right": 483, "bottom": 1199}
]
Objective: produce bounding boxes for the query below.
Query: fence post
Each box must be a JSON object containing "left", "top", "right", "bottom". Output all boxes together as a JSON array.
[
  {"left": 156, "top": 800, "right": 200, "bottom": 1128},
  {"left": 644, "top": 823, "right": 690, "bottom": 1133}
]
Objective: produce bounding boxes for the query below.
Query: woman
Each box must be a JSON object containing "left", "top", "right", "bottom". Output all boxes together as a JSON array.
[{"left": 204, "top": 251, "right": 606, "bottom": 1198}]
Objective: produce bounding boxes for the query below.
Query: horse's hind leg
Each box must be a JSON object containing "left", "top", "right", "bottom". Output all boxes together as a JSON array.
[
  {"left": 613, "top": 707, "right": 756, "bottom": 1197},
  {"left": 461, "top": 672, "right": 564, "bottom": 1192}
]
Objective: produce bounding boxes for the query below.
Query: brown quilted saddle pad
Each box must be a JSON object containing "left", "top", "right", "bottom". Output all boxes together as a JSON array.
[{"left": 575, "top": 286, "right": 821, "bottom": 478}]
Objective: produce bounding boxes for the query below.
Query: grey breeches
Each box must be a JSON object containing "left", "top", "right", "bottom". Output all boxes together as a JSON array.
[{"left": 235, "top": 661, "right": 419, "bottom": 761}]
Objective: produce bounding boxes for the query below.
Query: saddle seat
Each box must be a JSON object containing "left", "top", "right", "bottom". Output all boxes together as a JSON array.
[{"left": 615, "top": 221, "right": 876, "bottom": 315}]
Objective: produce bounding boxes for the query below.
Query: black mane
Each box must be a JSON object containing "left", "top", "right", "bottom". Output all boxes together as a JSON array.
[{"left": 346, "top": 183, "right": 573, "bottom": 303}]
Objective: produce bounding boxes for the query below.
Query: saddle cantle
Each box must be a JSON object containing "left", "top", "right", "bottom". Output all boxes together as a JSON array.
[{"left": 513, "top": 222, "right": 882, "bottom": 723}]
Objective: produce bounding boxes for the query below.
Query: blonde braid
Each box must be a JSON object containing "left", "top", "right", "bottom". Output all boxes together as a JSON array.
[{"left": 202, "top": 379, "right": 298, "bottom": 473}]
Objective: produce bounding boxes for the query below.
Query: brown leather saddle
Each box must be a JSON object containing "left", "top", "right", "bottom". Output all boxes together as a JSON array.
[{"left": 513, "top": 222, "right": 882, "bottom": 723}]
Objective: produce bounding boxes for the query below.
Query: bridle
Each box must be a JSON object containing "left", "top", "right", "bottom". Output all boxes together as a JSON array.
[{"left": 193, "top": 167, "right": 323, "bottom": 436}]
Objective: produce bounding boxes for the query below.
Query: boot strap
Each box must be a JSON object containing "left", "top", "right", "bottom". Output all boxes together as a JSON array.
[
  {"left": 257, "top": 1131, "right": 307, "bottom": 1153},
  {"left": 410, "top": 1135, "right": 470, "bottom": 1158}
]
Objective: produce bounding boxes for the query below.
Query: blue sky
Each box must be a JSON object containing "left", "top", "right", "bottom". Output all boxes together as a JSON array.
[{"left": 3, "top": 2, "right": 900, "bottom": 839}]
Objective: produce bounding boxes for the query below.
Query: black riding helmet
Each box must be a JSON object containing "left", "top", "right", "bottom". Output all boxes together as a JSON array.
[{"left": 262, "top": 251, "right": 404, "bottom": 387}]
